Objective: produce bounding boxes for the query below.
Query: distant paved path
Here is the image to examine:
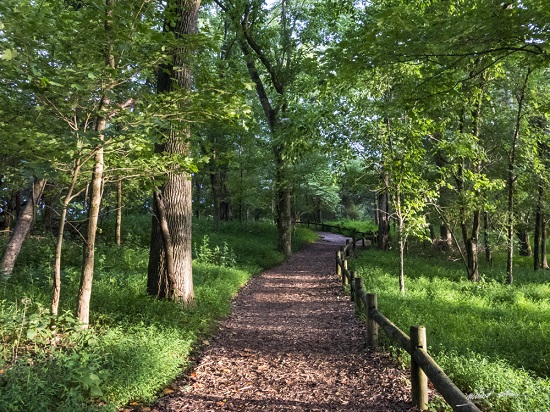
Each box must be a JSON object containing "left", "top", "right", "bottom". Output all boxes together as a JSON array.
[{"left": 150, "top": 233, "right": 413, "bottom": 411}]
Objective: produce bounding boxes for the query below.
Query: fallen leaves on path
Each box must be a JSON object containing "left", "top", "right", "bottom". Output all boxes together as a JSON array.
[{"left": 144, "top": 234, "right": 417, "bottom": 411}]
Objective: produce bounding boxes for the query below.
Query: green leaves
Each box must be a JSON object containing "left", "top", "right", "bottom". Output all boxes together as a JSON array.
[{"left": 1, "top": 48, "right": 16, "bottom": 61}]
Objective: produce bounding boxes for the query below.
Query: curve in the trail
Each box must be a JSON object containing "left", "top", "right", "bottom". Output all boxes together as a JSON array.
[{"left": 150, "top": 233, "right": 414, "bottom": 411}]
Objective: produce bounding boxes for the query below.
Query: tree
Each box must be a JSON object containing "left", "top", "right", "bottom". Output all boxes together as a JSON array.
[
  {"left": 147, "top": 0, "right": 201, "bottom": 305},
  {"left": 0, "top": 178, "right": 47, "bottom": 277},
  {"left": 216, "top": 0, "right": 331, "bottom": 258}
]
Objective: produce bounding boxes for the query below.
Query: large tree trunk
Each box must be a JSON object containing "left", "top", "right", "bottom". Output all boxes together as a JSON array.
[
  {"left": 1, "top": 178, "right": 47, "bottom": 277},
  {"left": 147, "top": 0, "right": 200, "bottom": 305},
  {"left": 274, "top": 144, "right": 292, "bottom": 258}
]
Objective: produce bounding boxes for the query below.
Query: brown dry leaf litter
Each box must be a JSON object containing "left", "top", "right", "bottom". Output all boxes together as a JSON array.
[{"left": 147, "top": 233, "right": 415, "bottom": 411}]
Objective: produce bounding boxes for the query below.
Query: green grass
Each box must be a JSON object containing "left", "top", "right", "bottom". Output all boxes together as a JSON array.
[
  {"left": 0, "top": 216, "right": 317, "bottom": 412},
  {"left": 352, "top": 247, "right": 550, "bottom": 411},
  {"left": 324, "top": 218, "right": 378, "bottom": 234}
]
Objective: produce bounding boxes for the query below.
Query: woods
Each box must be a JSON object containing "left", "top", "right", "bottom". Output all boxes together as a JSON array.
[{"left": 2, "top": 0, "right": 550, "bottom": 411}]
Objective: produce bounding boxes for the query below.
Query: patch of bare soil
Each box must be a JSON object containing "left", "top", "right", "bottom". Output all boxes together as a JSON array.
[{"left": 149, "top": 233, "right": 414, "bottom": 411}]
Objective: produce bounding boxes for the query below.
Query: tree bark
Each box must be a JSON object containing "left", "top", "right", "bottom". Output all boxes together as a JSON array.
[
  {"left": 274, "top": 144, "right": 292, "bottom": 258},
  {"left": 534, "top": 180, "right": 544, "bottom": 270},
  {"left": 76, "top": 0, "right": 114, "bottom": 326},
  {"left": 542, "top": 217, "right": 549, "bottom": 270},
  {"left": 462, "top": 210, "right": 480, "bottom": 282},
  {"left": 76, "top": 117, "right": 106, "bottom": 327},
  {"left": 52, "top": 160, "right": 84, "bottom": 320},
  {"left": 237, "top": 6, "right": 292, "bottom": 258},
  {"left": 517, "top": 227, "right": 531, "bottom": 256},
  {"left": 115, "top": 177, "right": 122, "bottom": 246},
  {"left": 483, "top": 211, "right": 492, "bottom": 264},
  {"left": 42, "top": 184, "right": 55, "bottom": 234},
  {"left": 147, "top": 0, "right": 200, "bottom": 305},
  {"left": 377, "top": 171, "right": 390, "bottom": 250},
  {"left": 506, "top": 68, "right": 531, "bottom": 284},
  {"left": 1, "top": 178, "right": 47, "bottom": 277},
  {"left": 209, "top": 157, "right": 232, "bottom": 223}
]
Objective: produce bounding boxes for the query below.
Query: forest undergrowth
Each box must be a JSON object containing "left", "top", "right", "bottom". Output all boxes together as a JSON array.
[
  {"left": 352, "top": 245, "right": 550, "bottom": 412},
  {"left": 0, "top": 216, "right": 317, "bottom": 412}
]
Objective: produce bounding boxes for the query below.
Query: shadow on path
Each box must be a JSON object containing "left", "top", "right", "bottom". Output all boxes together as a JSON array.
[{"left": 149, "top": 233, "right": 413, "bottom": 411}]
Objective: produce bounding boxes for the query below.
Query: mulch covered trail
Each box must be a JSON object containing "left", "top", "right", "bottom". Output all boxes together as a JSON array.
[{"left": 150, "top": 233, "right": 414, "bottom": 411}]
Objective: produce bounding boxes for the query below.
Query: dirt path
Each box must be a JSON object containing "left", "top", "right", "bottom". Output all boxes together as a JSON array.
[{"left": 150, "top": 233, "right": 413, "bottom": 411}]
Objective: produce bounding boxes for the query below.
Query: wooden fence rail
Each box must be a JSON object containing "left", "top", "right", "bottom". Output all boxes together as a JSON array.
[
  {"left": 337, "top": 241, "right": 480, "bottom": 412},
  {"left": 294, "top": 220, "right": 377, "bottom": 248}
]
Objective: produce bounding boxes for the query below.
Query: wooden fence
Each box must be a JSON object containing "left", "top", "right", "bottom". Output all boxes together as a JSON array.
[{"left": 336, "top": 238, "right": 480, "bottom": 412}]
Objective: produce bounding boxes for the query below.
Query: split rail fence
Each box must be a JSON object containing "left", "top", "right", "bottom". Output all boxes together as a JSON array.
[
  {"left": 336, "top": 236, "right": 480, "bottom": 412},
  {"left": 295, "top": 221, "right": 376, "bottom": 246}
]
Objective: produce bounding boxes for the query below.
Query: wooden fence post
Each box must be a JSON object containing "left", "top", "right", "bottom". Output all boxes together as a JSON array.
[
  {"left": 367, "top": 293, "right": 378, "bottom": 348},
  {"left": 336, "top": 250, "right": 342, "bottom": 279},
  {"left": 411, "top": 326, "right": 429, "bottom": 411},
  {"left": 350, "top": 270, "right": 355, "bottom": 301},
  {"left": 342, "top": 257, "right": 348, "bottom": 285},
  {"left": 352, "top": 232, "right": 356, "bottom": 254},
  {"left": 345, "top": 239, "right": 350, "bottom": 257},
  {"left": 354, "top": 277, "right": 363, "bottom": 312}
]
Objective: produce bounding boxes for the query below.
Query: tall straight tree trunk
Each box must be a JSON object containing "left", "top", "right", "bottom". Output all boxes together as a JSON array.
[
  {"left": 484, "top": 211, "right": 492, "bottom": 264},
  {"left": 534, "top": 180, "right": 545, "bottom": 270},
  {"left": 461, "top": 210, "right": 480, "bottom": 282},
  {"left": 377, "top": 173, "right": 390, "bottom": 250},
  {"left": 148, "top": 0, "right": 200, "bottom": 305},
  {"left": 76, "top": 116, "right": 106, "bottom": 326},
  {"left": 455, "top": 73, "right": 485, "bottom": 282},
  {"left": 396, "top": 193, "right": 405, "bottom": 294},
  {"left": 542, "top": 217, "right": 549, "bottom": 270},
  {"left": 115, "top": 177, "right": 122, "bottom": 246},
  {"left": 1, "top": 178, "right": 46, "bottom": 277},
  {"left": 52, "top": 160, "right": 84, "bottom": 320},
  {"left": 506, "top": 68, "right": 531, "bottom": 284},
  {"left": 274, "top": 144, "right": 291, "bottom": 258},
  {"left": 517, "top": 227, "right": 531, "bottom": 256},
  {"left": 76, "top": 0, "right": 114, "bottom": 326},
  {"left": 209, "top": 160, "right": 232, "bottom": 223}
]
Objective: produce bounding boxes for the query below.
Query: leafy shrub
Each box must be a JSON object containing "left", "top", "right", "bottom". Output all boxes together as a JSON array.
[
  {"left": 0, "top": 216, "right": 317, "bottom": 411},
  {"left": 195, "top": 235, "right": 237, "bottom": 267}
]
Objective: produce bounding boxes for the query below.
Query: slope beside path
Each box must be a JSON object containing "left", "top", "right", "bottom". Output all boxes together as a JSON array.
[{"left": 148, "top": 233, "right": 413, "bottom": 411}]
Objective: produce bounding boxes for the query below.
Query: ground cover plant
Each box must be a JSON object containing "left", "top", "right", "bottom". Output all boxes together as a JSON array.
[
  {"left": 352, "top": 247, "right": 550, "bottom": 412},
  {"left": 324, "top": 218, "right": 378, "bottom": 235},
  {"left": 0, "top": 216, "right": 317, "bottom": 412}
]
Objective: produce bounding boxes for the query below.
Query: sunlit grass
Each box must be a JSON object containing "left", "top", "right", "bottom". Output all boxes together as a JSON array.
[
  {"left": 0, "top": 217, "right": 317, "bottom": 411},
  {"left": 353, "top": 247, "right": 550, "bottom": 411}
]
